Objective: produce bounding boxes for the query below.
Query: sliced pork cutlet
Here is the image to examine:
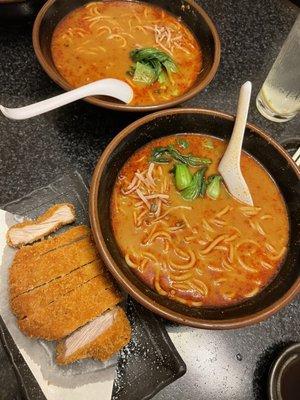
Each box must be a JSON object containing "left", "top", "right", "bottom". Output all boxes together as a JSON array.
[
  {"left": 10, "top": 225, "right": 89, "bottom": 267},
  {"left": 56, "top": 307, "right": 131, "bottom": 364},
  {"left": 11, "top": 259, "right": 104, "bottom": 319},
  {"left": 18, "top": 273, "right": 123, "bottom": 340},
  {"left": 10, "top": 229, "right": 97, "bottom": 299},
  {"left": 7, "top": 203, "right": 76, "bottom": 248}
]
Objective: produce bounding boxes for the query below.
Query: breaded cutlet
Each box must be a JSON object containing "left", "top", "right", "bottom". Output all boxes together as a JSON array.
[
  {"left": 11, "top": 259, "right": 104, "bottom": 319},
  {"left": 18, "top": 274, "right": 122, "bottom": 340},
  {"left": 9, "top": 223, "right": 129, "bottom": 357},
  {"left": 10, "top": 230, "right": 98, "bottom": 299},
  {"left": 10, "top": 225, "right": 89, "bottom": 260},
  {"left": 7, "top": 203, "right": 76, "bottom": 248},
  {"left": 56, "top": 306, "right": 131, "bottom": 364}
]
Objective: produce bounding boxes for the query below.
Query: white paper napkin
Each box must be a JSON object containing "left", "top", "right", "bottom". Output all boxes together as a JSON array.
[{"left": 0, "top": 209, "right": 115, "bottom": 400}]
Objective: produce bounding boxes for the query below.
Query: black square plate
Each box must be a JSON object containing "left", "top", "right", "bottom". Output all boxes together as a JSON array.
[{"left": 1, "top": 171, "right": 186, "bottom": 400}]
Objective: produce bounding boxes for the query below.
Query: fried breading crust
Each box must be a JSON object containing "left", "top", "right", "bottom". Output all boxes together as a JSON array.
[
  {"left": 9, "top": 224, "right": 129, "bottom": 358},
  {"left": 56, "top": 307, "right": 131, "bottom": 364},
  {"left": 11, "top": 260, "right": 104, "bottom": 319},
  {"left": 10, "top": 225, "right": 89, "bottom": 260},
  {"left": 10, "top": 234, "right": 98, "bottom": 299},
  {"left": 18, "top": 275, "right": 123, "bottom": 340},
  {"left": 7, "top": 204, "right": 76, "bottom": 248}
]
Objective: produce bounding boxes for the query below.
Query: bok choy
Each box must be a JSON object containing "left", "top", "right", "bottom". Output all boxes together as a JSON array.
[
  {"left": 128, "top": 48, "right": 178, "bottom": 85},
  {"left": 151, "top": 145, "right": 212, "bottom": 166},
  {"left": 174, "top": 164, "right": 192, "bottom": 190},
  {"left": 181, "top": 167, "right": 207, "bottom": 201},
  {"left": 206, "top": 175, "right": 222, "bottom": 200}
]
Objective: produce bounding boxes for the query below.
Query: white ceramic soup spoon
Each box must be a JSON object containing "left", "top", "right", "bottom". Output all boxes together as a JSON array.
[
  {"left": 218, "top": 81, "right": 254, "bottom": 206},
  {"left": 0, "top": 78, "right": 133, "bottom": 120}
]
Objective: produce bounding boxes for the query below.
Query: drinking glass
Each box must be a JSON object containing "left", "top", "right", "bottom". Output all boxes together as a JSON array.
[{"left": 256, "top": 14, "right": 300, "bottom": 122}]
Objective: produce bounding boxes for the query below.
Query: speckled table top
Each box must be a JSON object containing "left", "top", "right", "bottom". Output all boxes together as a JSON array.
[{"left": 0, "top": 0, "right": 299, "bottom": 399}]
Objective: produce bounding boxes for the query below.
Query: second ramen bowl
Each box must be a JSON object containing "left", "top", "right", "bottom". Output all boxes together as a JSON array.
[
  {"left": 89, "top": 108, "right": 300, "bottom": 329},
  {"left": 32, "top": 0, "right": 220, "bottom": 112}
]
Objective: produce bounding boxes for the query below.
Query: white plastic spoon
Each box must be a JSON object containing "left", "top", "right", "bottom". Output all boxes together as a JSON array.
[
  {"left": 218, "top": 81, "right": 254, "bottom": 206},
  {"left": 0, "top": 78, "right": 133, "bottom": 120}
]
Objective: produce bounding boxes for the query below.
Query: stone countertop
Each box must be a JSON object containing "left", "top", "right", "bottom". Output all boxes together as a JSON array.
[{"left": 0, "top": 0, "right": 299, "bottom": 399}]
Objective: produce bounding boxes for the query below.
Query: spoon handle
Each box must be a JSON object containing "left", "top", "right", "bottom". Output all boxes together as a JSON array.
[
  {"left": 218, "top": 81, "right": 254, "bottom": 206},
  {"left": 0, "top": 79, "right": 133, "bottom": 120},
  {"left": 226, "top": 81, "right": 252, "bottom": 163}
]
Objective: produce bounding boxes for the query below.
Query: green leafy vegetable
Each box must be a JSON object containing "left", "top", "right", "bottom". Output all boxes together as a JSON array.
[
  {"left": 206, "top": 175, "right": 222, "bottom": 200},
  {"left": 150, "top": 145, "right": 211, "bottom": 166},
  {"left": 168, "top": 146, "right": 211, "bottom": 166},
  {"left": 130, "top": 48, "right": 178, "bottom": 73},
  {"left": 151, "top": 146, "right": 170, "bottom": 163},
  {"left": 174, "top": 164, "right": 192, "bottom": 190},
  {"left": 131, "top": 61, "right": 156, "bottom": 84},
  {"left": 176, "top": 139, "right": 189, "bottom": 149},
  {"left": 158, "top": 70, "right": 167, "bottom": 84},
  {"left": 181, "top": 167, "right": 207, "bottom": 200},
  {"left": 128, "top": 48, "right": 178, "bottom": 86},
  {"left": 167, "top": 145, "right": 211, "bottom": 166},
  {"left": 162, "top": 59, "right": 178, "bottom": 74},
  {"left": 203, "top": 139, "right": 214, "bottom": 150},
  {"left": 199, "top": 175, "right": 207, "bottom": 197}
]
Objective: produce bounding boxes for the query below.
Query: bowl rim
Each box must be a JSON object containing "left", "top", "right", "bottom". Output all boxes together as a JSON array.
[
  {"left": 268, "top": 342, "right": 300, "bottom": 400},
  {"left": 0, "top": 0, "right": 25, "bottom": 4},
  {"left": 32, "top": 0, "right": 221, "bottom": 112},
  {"left": 89, "top": 108, "right": 300, "bottom": 329}
]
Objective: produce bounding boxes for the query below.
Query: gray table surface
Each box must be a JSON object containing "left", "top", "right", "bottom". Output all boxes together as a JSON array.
[{"left": 0, "top": 0, "right": 299, "bottom": 399}]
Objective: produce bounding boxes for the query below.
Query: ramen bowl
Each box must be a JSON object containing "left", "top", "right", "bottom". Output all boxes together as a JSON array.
[
  {"left": 32, "top": 0, "right": 220, "bottom": 112},
  {"left": 89, "top": 108, "right": 300, "bottom": 329}
]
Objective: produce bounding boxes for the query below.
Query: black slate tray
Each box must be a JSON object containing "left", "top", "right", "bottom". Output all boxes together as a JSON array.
[{"left": 1, "top": 171, "right": 186, "bottom": 400}]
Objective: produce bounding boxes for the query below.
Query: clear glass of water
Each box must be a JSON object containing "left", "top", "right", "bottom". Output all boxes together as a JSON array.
[{"left": 256, "top": 14, "right": 300, "bottom": 122}]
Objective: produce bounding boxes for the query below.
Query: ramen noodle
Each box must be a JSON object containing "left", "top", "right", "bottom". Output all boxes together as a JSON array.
[
  {"left": 111, "top": 134, "right": 289, "bottom": 307},
  {"left": 51, "top": 1, "right": 202, "bottom": 106}
]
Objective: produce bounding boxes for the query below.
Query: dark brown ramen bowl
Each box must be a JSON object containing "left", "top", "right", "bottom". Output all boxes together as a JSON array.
[
  {"left": 32, "top": 0, "right": 220, "bottom": 112},
  {"left": 89, "top": 109, "right": 300, "bottom": 329}
]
